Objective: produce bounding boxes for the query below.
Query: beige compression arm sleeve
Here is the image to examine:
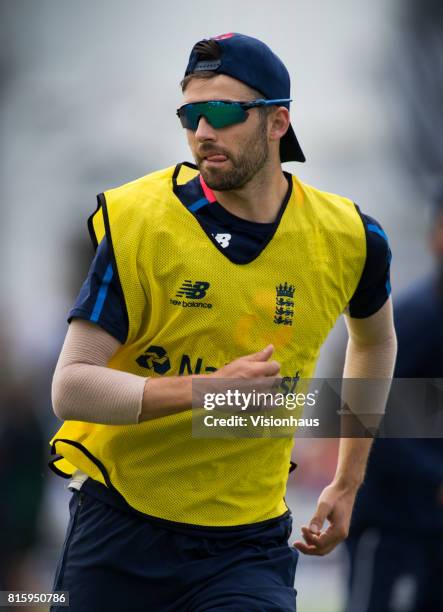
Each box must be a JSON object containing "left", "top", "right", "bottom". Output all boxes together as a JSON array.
[
  {"left": 51, "top": 319, "right": 147, "bottom": 424},
  {"left": 343, "top": 297, "right": 397, "bottom": 379},
  {"left": 341, "top": 297, "right": 397, "bottom": 431}
]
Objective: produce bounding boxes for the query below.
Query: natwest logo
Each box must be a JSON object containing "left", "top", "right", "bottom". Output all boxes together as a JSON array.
[
  {"left": 136, "top": 346, "right": 216, "bottom": 376},
  {"left": 136, "top": 345, "right": 171, "bottom": 374}
]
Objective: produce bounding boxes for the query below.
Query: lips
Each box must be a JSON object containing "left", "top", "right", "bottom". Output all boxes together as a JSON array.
[
  {"left": 206, "top": 154, "right": 227, "bottom": 161},
  {"left": 203, "top": 154, "right": 228, "bottom": 164},
  {"left": 199, "top": 147, "right": 229, "bottom": 161}
]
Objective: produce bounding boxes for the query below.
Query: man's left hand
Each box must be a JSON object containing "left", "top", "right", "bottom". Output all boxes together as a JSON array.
[{"left": 293, "top": 480, "right": 358, "bottom": 556}]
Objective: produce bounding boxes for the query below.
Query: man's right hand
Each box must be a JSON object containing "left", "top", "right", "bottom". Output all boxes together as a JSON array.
[
  {"left": 141, "top": 345, "right": 281, "bottom": 421},
  {"left": 212, "top": 344, "right": 281, "bottom": 379}
]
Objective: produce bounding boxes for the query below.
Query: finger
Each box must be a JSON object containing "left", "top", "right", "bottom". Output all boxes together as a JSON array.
[
  {"left": 294, "top": 535, "right": 333, "bottom": 557},
  {"left": 308, "top": 500, "right": 332, "bottom": 534},
  {"left": 252, "top": 375, "right": 283, "bottom": 391},
  {"left": 314, "top": 524, "right": 346, "bottom": 549},
  {"left": 307, "top": 538, "right": 337, "bottom": 556},
  {"left": 293, "top": 540, "right": 322, "bottom": 556},
  {"left": 303, "top": 526, "right": 344, "bottom": 556},
  {"left": 255, "top": 360, "right": 280, "bottom": 376},
  {"left": 299, "top": 524, "right": 333, "bottom": 551},
  {"left": 301, "top": 525, "right": 321, "bottom": 546},
  {"left": 243, "top": 361, "right": 280, "bottom": 378},
  {"left": 261, "top": 360, "right": 281, "bottom": 376},
  {"left": 244, "top": 344, "right": 274, "bottom": 362}
]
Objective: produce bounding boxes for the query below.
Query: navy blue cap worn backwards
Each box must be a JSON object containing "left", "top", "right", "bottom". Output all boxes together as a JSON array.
[{"left": 184, "top": 32, "right": 305, "bottom": 163}]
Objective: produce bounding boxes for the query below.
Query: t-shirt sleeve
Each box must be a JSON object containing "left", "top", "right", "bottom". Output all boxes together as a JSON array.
[
  {"left": 68, "top": 236, "right": 129, "bottom": 343},
  {"left": 346, "top": 206, "right": 392, "bottom": 318}
]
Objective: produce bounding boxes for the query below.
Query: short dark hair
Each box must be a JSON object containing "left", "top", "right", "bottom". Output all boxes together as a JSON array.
[
  {"left": 180, "top": 39, "right": 266, "bottom": 102},
  {"left": 181, "top": 40, "right": 221, "bottom": 92}
]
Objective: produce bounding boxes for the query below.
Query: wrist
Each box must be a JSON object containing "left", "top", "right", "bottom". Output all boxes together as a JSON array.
[
  {"left": 140, "top": 373, "right": 209, "bottom": 421},
  {"left": 331, "top": 474, "right": 362, "bottom": 495}
]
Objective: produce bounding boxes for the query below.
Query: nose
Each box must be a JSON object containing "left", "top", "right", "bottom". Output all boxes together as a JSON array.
[{"left": 194, "top": 115, "right": 217, "bottom": 141}]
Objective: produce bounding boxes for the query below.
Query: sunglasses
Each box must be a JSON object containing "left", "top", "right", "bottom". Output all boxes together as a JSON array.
[{"left": 176, "top": 98, "right": 291, "bottom": 130}]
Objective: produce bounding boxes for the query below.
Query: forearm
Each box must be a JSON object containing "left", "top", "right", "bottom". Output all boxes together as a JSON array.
[
  {"left": 341, "top": 333, "right": 397, "bottom": 430},
  {"left": 52, "top": 320, "right": 211, "bottom": 424},
  {"left": 52, "top": 321, "right": 147, "bottom": 424},
  {"left": 140, "top": 344, "right": 280, "bottom": 420},
  {"left": 338, "top": 299, "right": 398, "bottom": 489},
  {"left": 333, "top": 438, "right": 374, "bottom": 492},
  {"left": 139, "top": 374, "right": 206, "bottom": 421},
  {"left": 53, "top": 363, "right": 147, "bottom": 424},
  {"left": 334, "top": 339, "right": 393, "bottom": 491},
  {"left": 343, "top": 333, "right": 397, "bottom": 379},
  {"left": 342, "top": 297, "right": 397, "bottom": 423},
  {"left": 295, "top": 301, "right": 398, "bottom": 555},
  {"left": 52, "top": 322, "right": 289, "bottom": 425}
]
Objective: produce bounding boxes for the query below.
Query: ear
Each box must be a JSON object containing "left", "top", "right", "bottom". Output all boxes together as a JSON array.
[{"left": 268, "top": 107, "right": 291, "bottom": 142}]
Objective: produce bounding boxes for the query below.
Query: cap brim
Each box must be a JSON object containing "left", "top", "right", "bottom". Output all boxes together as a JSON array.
[{"left": 280, "top": 123, "right": 305, "bottom": 163}]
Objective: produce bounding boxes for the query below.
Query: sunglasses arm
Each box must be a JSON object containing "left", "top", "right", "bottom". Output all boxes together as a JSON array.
[{"left": 241, "top": 98, "right": 292, "bottom": 110}]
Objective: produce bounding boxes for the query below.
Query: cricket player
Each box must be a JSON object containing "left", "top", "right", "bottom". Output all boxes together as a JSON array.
[{"left": 49, "top": 33, "right": 397, "bottom": 611}]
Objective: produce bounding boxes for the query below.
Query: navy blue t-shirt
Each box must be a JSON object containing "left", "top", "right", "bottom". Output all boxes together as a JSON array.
[{"left": 69, "top": 173, "right": 391, "bottom": 343}]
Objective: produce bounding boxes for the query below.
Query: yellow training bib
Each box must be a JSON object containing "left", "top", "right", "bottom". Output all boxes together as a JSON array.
[{"left": 49, "top": 163, "right": 366, "bottom": 526}]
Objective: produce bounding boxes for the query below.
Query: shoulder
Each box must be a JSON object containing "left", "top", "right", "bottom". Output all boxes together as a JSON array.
[
  {"left": 293, "top": 176, "right": 356, "bottom": 211},
  {"left": 356, "top": 208, "right": 390, "bottom": 243},
  {"left": 104, "top": 164, "right": 180, "bottom": 203},
  {"left": 347, "top": 208, "right": 392, "bottom": 318},
  {"left": 105, "top": 162, "right": 199, "bottom": 199},
  {"left": 357, "top": 208, "right": 392, "bottom": 284},
  {"left": 357, "top": 207, "right": 391, "bottom": 256},
  {"left": 292, "top": 176, "right": 365, "bottom": 239},
  {"left": 99, "top": 163, "right": 196, "bottom": 230}
]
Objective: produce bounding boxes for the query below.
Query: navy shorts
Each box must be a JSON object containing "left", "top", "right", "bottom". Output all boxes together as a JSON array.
[
  {"left": 51, "top": 488, "right": 298, "bottom": 611},
  {"left": 345, "top": 528, "right": 443, "bottom": 612}
]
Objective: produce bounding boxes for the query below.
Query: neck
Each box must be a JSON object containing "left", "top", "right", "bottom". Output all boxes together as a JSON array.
[{"left": 211, "top": 161, "right": 289, "bottom": 223}]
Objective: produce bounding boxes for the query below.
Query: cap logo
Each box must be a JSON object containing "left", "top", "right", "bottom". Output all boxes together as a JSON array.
[
  {"left": 211, "top": 33, "right": 235, "bottom": 40},
  {"left": 194, "top": 59, "right": 222, "bottom": 72}
]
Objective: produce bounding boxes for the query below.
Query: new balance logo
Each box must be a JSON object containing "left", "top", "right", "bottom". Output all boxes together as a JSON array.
[
  {"left": 176, "top": 280, "right": 210, "bottom": 300},
  {"left": 213, "top": 233, "right": 231, "bottom": 248}
]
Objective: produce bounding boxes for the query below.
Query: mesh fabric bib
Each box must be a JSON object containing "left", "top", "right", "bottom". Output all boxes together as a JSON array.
[{"left": 49, "top": 163, "right": 366, "bottom": 526}]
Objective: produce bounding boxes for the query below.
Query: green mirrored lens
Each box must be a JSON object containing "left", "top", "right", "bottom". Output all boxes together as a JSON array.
[{"left": 181, "top": 102, "right": 248, "bottom": 130}]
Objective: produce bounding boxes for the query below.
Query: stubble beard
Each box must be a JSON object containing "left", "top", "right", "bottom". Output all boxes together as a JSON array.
[{"left": 197, "top": 117, "right": 269, "bottom": 191}]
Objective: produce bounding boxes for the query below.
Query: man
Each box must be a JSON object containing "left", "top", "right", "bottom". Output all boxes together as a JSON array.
[
  {"left": 345, "top": 190, "right": 443, "bottom": 612},
  {"left": 49, "top": 34, "right": 397, "bottom": 611}
]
